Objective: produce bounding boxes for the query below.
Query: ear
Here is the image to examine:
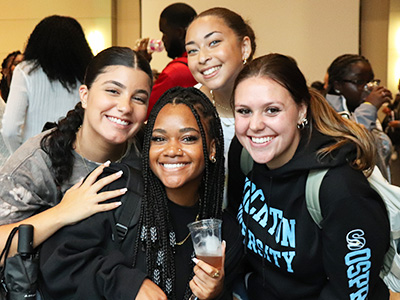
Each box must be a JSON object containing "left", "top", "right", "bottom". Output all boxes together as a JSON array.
[
  {"left": 241, "top": 36, "right": 252, "bottom": 61},
  {"left": 79, "top": 85, "right": 88, "bottom": 109},
  {"left": 177, "top": 27, "right": 186, "bottom": 41},
  {"left": 333, "top": 81, "right": 342, "bottom": 94},
  {"left": 208, "top": 139, "right": 217, "bottom": 161},
  {"left": 297, "top": 103, "right": 308, "bottom": 123}
]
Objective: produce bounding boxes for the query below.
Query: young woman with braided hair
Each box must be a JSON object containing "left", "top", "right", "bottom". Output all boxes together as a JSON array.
[
  {"left": 0, "top": 46, "right": 153, "bottom": 259},
  {"left": 39, "top": 87, "right": 243, "bottom": 300}
]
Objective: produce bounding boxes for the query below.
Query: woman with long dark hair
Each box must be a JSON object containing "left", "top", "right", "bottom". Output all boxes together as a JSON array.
[
  {"left": 39, "top": 87, "right": 243, "bottom": 300},
  {"left": 2, "top": 15, "right": 94, "bottom": 153},
  {"left": 0, "top": 47, "right": 153, "bottom": 258}
]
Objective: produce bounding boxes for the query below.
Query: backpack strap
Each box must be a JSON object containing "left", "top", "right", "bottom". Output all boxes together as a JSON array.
[
  {"left": 240, "top": 148, "right": 254, "bottom": 175},
  {"left": 113, "top": 165, "right": 143, "bottom": 243},
  {"left": 305, "top": 169, "right": 329, "bottom": 229}
]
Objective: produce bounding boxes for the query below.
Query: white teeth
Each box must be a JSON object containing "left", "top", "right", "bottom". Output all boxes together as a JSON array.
[
  {"left": 202, "top": 66, "right": 221, "bottom": 76},
  {"left": 107, "top": 116, "right": 129, "bottom": 126},
  {"left": 251, "top": 136, "right": 273, "bottom": 144},
  {"left": 163, "top": 163, "right": 186, "bottom": 169}
]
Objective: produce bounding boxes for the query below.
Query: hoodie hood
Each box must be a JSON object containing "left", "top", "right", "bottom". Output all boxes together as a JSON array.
[{"left": 258, "top": 127, "right": 357, "bottom": 178}]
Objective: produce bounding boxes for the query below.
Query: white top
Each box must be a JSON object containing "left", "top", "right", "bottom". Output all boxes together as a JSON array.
[
  {"left": 2, "top": 61, "right": 80, "bottom": 153},
  {"left": 0, "top": 97, "right": 10, "bottom": 166}
]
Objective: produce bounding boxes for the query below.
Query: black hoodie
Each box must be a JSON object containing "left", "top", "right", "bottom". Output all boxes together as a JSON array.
[{"left": 228, "top": 130, "right": 390, "bottom": 299}]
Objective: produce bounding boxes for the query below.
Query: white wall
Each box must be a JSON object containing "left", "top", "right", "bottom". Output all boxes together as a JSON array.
[
  {"left": 0, "top": 0, "right": 113, "bottom": 59},
  {"left": 141, "top": 0, "right": 360, "bottom": 84}
]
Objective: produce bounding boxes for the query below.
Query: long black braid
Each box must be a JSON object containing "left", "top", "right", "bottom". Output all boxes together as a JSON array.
[
  {"left": 40, "top": 47, "right": 153, "bottom": 186},
  {"left": 132, "top": 87, "right": 225, "bottom": 299}
]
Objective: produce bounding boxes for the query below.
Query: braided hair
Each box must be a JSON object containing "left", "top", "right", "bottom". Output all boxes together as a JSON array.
[
  {"left": 40, "top": 47, "right": 153, "bottom": 185},
  {"left": 133, "top": 87, "right": 225, "bottom": 299},
  {"left": 326, "top": 54, "right": 371, "bottom": 95}
]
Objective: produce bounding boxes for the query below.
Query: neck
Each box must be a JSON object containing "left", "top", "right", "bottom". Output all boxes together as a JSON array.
[
  {"left": 203, "top": 86, "right": 234, "bottom": 118},
  {"left": 75, "top": 126, "right": 127, "bottom": 163},
  {"left": 165, "top": 184, "right": 200, "bottom": 207}
]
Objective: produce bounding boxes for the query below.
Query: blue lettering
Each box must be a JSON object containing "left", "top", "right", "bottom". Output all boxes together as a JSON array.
[
  {"left": 345, "top": 249, "right": 371, "bottom": 266},
  {"left": 281, "top": 218, "right": 296, "bottom": 247},
  {"left": 269, "top": 248, "right": 281, "bottom": 268},
  {"left": 268, "top": 208, "right": 283, "bottom": 235},
  {"left": 282, "top": 251, "right": 295, "bottom": 273},
  {"left": 247, "top": 229, "right": 257, "bottom": 253},
  {"left": 253, "top": 204, "right": 269, "bottom": 227},
  {"left": 349, "top": 284, "right": 369, "bottom": 300}
]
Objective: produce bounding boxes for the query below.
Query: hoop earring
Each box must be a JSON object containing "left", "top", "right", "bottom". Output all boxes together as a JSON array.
[
  {"left": 210, "top": 156, "right": 216, "bottom": 163},
  {"left": 297, "top": 118, "right": 308, "bottom": 130}
]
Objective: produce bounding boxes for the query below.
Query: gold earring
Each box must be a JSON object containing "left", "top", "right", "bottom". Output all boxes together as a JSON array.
[
  {"left": 210, "top": 155, "right": 216, "bottom": 163},
  {"left": 243, "top": 58, "right": 247, "bottom": 65}
]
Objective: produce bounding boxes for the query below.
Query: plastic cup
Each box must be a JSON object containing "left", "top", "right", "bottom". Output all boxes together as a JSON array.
[{"left": 187, "top": 219, "right": 223, "bottom": 269}]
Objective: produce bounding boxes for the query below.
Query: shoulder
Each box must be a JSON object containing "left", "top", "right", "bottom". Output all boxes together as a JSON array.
[
  {"left": 318, "top": 164, "right": 385, "bottom": 220},
  {"left": 1, "top": 132, "right": 51, "bottom": 174}
]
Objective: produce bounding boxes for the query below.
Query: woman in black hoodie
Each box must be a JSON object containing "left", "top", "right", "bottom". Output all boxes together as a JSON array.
[{"left": 228, "top": 54, "right": 390, "bottom": 299}]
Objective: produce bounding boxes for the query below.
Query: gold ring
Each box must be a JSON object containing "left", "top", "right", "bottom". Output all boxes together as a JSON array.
[{"left": 212, "top": 271, "right": 220, "bottom": 278}]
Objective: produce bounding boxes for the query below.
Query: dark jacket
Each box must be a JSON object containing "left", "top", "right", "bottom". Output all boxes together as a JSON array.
[
  {"left": 39, "top": 164, "right": 243, "bottom": 300},
  {"left": 228, "top": 129, "right": 390, "bottom": 300}
]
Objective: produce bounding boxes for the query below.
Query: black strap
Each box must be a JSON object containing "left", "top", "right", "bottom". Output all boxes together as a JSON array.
[
  {"left": 0, "top": 227, "right": 19, "bottom": 292},
  {"left": 110, "top": 165, "right": 143, "bottom": 243},
  {"left": 114, "top": 192, "right": 138, "bottom": 242}
]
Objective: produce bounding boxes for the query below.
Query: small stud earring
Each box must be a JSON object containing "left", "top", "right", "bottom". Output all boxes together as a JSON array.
[{"left": 210, "top": 156, "right": 216, "bottom": 163}]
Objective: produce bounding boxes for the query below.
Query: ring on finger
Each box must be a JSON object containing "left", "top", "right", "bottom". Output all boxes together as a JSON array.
[{"left": 212, "top": 270, "right": 220, "bottom": 278}]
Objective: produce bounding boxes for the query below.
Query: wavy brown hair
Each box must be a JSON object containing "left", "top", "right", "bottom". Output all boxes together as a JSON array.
[{"left": 232, "top": 53, "right": 376, "bottom": 174}]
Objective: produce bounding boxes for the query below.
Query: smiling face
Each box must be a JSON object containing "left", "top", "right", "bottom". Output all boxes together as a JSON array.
[
  {"left": 185, "top": 15, "right": 250, "bottom": 94},
  {"left": 149, "top": 103, "right": 215, "bottom": 197},
  {"left": 234, "top": 77, "right": 307, "bottom": 169},
  {"left": 80, "top": 65, "right": 151, "bottom": 147}
]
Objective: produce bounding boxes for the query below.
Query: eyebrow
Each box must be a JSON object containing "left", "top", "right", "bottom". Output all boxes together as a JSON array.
[
  {"left": 152, "top": 127, "right": 199, "bottom": 134},
  {"left": 103, "top": 80, "right": 125, "bottom": 88},
  {"left": 103, "top": 80, "right": 149, "bottom": 96},
  {"left": 185, "top": 31, "right": 222, "bottom": 47}
]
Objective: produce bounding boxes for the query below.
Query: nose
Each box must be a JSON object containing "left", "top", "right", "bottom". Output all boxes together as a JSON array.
[
  {"left": 164, "top": 141, "right": 183, "bottom": 157},
  {"left": 116, "top": 96, "right": 133, "bottom": 113},
  {"left": 249, "top": 113, "right": 265, "bottom": 132},
  {"left": 198, "top": 48, "right": 211, "bottom": 65}
]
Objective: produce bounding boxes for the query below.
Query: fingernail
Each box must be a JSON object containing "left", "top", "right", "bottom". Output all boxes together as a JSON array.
[
  {"left": 115, "top": 170, "right": 123, "bottom": 177},
  {"left": 120, "top": 188, "right": 127, "bottom": 194},
  {"left": 114, "top": 201, "right": 122, "bottom": 207},
  {"left": 103, "top": 160, "right": 111, "bottom": 166},
  {"left": 192, "top": 257, "right": 199, "bottom": 264}
]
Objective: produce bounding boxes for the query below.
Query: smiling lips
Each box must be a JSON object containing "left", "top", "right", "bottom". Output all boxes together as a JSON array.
[
  {"left": 251, "top": 136, "right": 274, "bottom": 144},
  {"left": 107, "top": 116, "right": 131, "bottom": 126},
  {"left": 161, "top": 163, "right": 190, "bottom": 169},
  {"left": 201, "top": 66, "right": 221, "bottom": 76}
]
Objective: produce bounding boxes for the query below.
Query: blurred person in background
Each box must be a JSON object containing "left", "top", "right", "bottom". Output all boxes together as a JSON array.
[{"left": 2, "top": 15, "right": 93, "bottom": 153}]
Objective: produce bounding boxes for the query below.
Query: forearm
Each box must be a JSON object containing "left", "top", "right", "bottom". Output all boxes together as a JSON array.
[{"left": 0, "top": 205, "right": 67, "bottom": 260}]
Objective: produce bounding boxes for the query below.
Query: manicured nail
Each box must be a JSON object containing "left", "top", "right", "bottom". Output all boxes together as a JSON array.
[
  {"left": 114, "top": 201, "right": 122, "bottom": 207},
  {"left": 115, "top": 170, "right": 123, "bottom": 177},
  {"left": 192, "top": 257, "right": 199, "bottom": 264},
  {"left": 103, "top": 160, "right": 111, "bottom": 166},
  {"left": 120, "top": 188, "right": 127, "bottom": 194}
]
